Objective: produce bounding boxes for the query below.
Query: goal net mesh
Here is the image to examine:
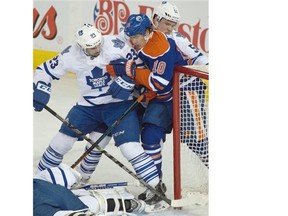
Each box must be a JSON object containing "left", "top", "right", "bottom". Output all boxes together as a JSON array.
[{"left": 173, "top": 65, "right": 209, "bottom": 204}]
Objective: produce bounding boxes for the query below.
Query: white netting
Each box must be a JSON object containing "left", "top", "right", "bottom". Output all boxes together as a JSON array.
[{"left": 176, "top": 65, "right": 209, "bottom": 202}]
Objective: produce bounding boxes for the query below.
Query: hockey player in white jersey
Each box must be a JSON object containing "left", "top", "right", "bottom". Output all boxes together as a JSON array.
[
  {"left": 33, "top": 24, "right": 162, "bottom": 197},
  {"left": 151, "top": 1, "right": 208, "bottom": 65},
  {"left": 33, "top": 163, "right": 147, "bottom": 216}
]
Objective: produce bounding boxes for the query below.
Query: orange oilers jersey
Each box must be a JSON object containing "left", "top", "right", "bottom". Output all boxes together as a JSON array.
[{"left": 135, "top": 31, "right": 188, "bottom": 102}]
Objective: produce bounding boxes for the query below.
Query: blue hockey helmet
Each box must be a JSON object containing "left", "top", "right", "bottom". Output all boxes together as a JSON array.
[{"left": 124, "top": 14, "right": 152, "bottom": 37}]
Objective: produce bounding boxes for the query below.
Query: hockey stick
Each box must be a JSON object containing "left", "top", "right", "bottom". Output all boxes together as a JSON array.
[
  {"left": 43, "top": 96, "right": 173, "bottom": 206},
  {"left": 43, "top": 94, "right": 144, "bottom": 169},
  {"left": 80, "top": 180, "right": 141, "bottom": 190}
]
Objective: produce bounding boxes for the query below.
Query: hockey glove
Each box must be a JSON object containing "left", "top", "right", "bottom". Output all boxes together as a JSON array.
[
  {"left": 134, "top": 84, "right": 147, "bottom": 96},
  {"left": 106, "top": 58, "right": 136, "bottom": 79},
  {"left": 133, "top": 85, "right": 156, "bottom": 106},
  {"left": 144, "top": 89, "right": 157, "bottom": 104},
  {"left": 108, "top": 75, "right": 135, "bottom": 100},
  {"left": 33, "top": 81, "right": 51, "bottom": 111}
]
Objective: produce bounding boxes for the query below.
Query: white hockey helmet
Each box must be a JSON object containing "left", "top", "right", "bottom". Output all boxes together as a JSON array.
[
  {"left": 75, "top": 24, "right": 103, "bottom": 50},
  {"left": 152, "top": 1, "right": 180, "bottom": 24}
]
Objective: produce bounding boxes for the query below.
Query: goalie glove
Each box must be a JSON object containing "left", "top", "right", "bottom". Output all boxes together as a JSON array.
[
  {"left": 106, "top": 58, "right": 136, "bottom": 79},
  {"left": 33, "top": 81, "right": 51, "bottom": 111},
  {"left": 108, "top": 75, "right": 135, "bottom": 100}
]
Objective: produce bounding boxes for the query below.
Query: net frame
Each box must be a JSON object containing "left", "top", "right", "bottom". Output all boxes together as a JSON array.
[{"left": 173, "top": 65, "right": 209, "bottom": 201}]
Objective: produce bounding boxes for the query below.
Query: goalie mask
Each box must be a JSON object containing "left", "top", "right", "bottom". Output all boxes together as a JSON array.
[
  {"left": 75, "top": 24, "right": 104, "bottom": 56},
  {"left": 152, "top": 1, "right": 180, "bottom": 24}
]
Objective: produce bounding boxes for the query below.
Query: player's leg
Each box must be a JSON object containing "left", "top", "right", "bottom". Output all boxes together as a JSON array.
[
  {"left": 138, "top": 101, "right": 173, "bottom": 203},
  {"left": 37, "top": 105, "right": 102, "bottom": 172},
  {"left": 37, "top": 132, "right": 78, "bottom": 172},
  {"left": 77, "top": 124, "right": 112, "bottom": 184},
  {"left": 104, "top": 101, "right": 161, "bottom": 191},
  {"left": 77, "top": 93, "right": 148, "bottom": 182}
]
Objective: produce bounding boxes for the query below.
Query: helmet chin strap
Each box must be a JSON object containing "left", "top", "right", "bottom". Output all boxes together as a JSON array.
[
  {"left": 82, "top": 47, "right": 96, "bottom": 58},
  {"left": 76, "top": 43, "right": 89, "bottom": 57},
  {"left": 83, "top": 49, "right": 90, "bottom": 57}
]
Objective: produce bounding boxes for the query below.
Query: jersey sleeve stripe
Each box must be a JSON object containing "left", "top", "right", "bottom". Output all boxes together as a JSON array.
[{"left": 43, "top": 62, "right": 60, "bottom": 80}]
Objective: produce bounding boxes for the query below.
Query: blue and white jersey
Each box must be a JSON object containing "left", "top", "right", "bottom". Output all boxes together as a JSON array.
[
  {"left": 168, "top": 30, "right": 209, "bottom": 65},
  {"left": 34, "top": 35, "right": 139, "bottom": 106}
]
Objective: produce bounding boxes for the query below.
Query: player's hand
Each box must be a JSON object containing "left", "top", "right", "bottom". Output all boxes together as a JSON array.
[
  {"left": 106, "top": 58, "right": 136, "bottom": 79},
  {"left": 33, "top": 81, "right": 51, "bottom": 111},
  {"left": 108, "top": 75, "right": 135, "bottom": 100},
  {"left": 134, "top": 85, "right": 156, "bottom": 104},
  {"left": 144, "top": 89, "right": 157, "bottom": 103}
]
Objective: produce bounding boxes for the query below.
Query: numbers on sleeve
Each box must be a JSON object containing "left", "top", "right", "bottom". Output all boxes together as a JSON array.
[
  {"left": 188, "top": 44, "right": 199, "bottom": 53},
  {"left": 49, "top": 56, "right": 59, "bottom": 69},
  {"left": 126, "top": 49, "right": 138, "bottom": 60}
]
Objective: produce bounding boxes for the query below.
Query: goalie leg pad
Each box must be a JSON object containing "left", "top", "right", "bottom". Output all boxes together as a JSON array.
[{"left": 84, "top": 188, "right": 144, "bottom": 215}]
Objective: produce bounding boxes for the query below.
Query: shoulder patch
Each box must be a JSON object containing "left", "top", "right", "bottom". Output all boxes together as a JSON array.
[{"left": 111, "top": 38, "right": 125, "bottom": 49}]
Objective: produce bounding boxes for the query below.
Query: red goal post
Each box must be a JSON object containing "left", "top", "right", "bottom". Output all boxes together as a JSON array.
[{"left": 173, "top": 65, "right": 209, "bottom": 203}]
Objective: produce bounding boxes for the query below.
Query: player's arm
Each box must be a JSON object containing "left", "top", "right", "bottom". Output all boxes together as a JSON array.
[
  {"left": 106, "top": 53, "right": 174, "bottom": 90},
  {"left": 33, "top": 46, "right": 70, "bottom": 111},
  {"left": 175, "top": 33, "right": 209, "bottom": 65},
  {"left": 33, "top": 59, "right": 56, "bottom": 112}
]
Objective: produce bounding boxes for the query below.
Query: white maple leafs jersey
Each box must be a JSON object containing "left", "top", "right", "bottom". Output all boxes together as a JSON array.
[
  {"left": 34, "top": 34, "right": 139, "bottom": 106},
  {"left": 169, "top": 30, "right": 209, "bottom": 65}
]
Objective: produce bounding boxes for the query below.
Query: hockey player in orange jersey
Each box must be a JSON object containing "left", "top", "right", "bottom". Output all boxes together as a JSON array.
[
  {"left": 106, "top": 13, "right": 190, "bottom": 204},
  {"left": 151, "top": 1, "right": 209, "bottom": 168}
]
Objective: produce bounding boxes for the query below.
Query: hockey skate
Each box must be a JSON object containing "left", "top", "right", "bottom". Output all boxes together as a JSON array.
[
  {"left": 141, "top": 181, "right": 167, "bottom": 205},
  {"left": 127, "top": 198, "right": 146, "bottom": 214},
  {"left": 71, "top": 166, "right": 91, "bottom": 189},
  {"left": 71, "top": 176, "right": 91, "bottom": 189},
  {"left": 138, "top": 180, "right": 167, "bottom": 201},
  {"left": 128, "top": 196, "right": 170, "bottom": 214}
]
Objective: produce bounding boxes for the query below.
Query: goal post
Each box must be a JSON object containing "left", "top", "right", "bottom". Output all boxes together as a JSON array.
[{"left": 173, "top": 65, "right": 209, "bottom": 204}]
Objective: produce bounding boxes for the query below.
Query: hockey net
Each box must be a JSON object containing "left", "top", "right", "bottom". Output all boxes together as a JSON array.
[{"left": 173, "top": 65, "right": 209, "bottom": 205}]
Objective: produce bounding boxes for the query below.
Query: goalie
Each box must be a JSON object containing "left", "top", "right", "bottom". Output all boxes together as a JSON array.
[{"left": 33, "top": 164, "right": 147, "bottom": 216}]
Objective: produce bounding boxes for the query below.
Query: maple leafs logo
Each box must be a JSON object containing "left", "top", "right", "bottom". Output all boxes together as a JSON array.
[
  {"left": 112, "top": 38, "right": 125, "bottom": 49},
  {"left": 86, "top": 67, "right": 111, "bottom": 91}
]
